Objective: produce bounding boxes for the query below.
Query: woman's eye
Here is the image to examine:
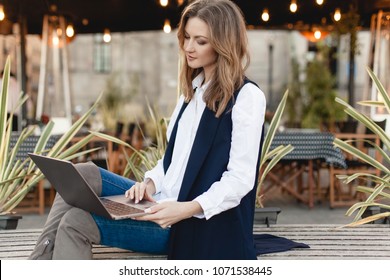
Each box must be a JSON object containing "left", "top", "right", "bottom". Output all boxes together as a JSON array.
[{"left": 197, "top": 41, "right": 206, "bottom": 45}]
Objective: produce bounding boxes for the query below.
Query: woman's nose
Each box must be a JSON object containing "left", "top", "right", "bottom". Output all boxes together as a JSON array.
[{"left": 184, "top": 40, "right": 194, "bottom": 52}]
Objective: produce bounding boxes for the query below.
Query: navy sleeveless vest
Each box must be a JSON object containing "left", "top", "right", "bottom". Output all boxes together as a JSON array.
[{"left": 164, "top": 79, "right": 263, "bottom": 259}]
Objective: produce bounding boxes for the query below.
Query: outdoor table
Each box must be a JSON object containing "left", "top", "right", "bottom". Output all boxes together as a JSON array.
[
  {"left": 9, "top": 133, "right": 61, "bottom": 163},
  {"left": 264, "top": 131, "right": 346, "bottom": 208}
]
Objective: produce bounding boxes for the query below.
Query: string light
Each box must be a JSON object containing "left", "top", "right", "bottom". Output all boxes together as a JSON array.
[
  {"left": 160, "top": 0, "right": 168, "bottom": 7},
  {"left": 334, "top": 8, "right": 341, "bottom": 22},
  {"left": 52, "top": 30, "right": 59, "bottom": 46},
  {"left": 314, "top": 30, "right": 322, "bottom": 40},
  {"left": 261, "top": 9, "right": 270, "bottom": 22},
  {"left": 66, "top": 24, "right": 75, "bottom": 37},
  {"left": 300, "top": 29, "right": 329, "bottom": 43},
  {"left": 0, "top": 5, "right": 5, "bottom": 21},
  {"left": 316, "top": 0, "right": 324, "bottom": 5},
  {"left": 290, "top": 0, "right": 298, "bottom": 13},
  {"left": 103, "top": 28, "right": 111, "bottom": 43},
  {"left": 163, "top": 19, "right": 171, "bottom": 33}
]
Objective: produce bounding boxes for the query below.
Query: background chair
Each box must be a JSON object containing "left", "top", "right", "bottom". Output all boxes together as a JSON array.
[
  {"left": 107, "top": 122, "right": 144, "bottom": 175},
  {"left": 364, "top": 119, "right": 386, "bottom": 149},
  {"left": 335, "top": 120, "right": 359, "bottom": 133},
  {"left": 329, "top": 132, "right": 382, "bottom": 208}
]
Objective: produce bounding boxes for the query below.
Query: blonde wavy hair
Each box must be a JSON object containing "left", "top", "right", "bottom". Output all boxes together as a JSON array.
[{"left": 177, "top": 0, "right": 250, "bottom": 117}]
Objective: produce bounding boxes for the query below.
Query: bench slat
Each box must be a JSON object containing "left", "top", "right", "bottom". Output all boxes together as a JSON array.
[{"left": 1, "top": 224, "right": 388, "bottom": 260}]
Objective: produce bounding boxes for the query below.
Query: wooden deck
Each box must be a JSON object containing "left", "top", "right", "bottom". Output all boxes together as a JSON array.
[{"left": 0, "top": 224, "right": 389, "bottom": 260}]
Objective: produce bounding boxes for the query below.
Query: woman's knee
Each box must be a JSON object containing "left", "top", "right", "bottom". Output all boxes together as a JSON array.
[
  {"left": 74, "top": 162, "right": 102, "bottom": 195},
  {"left": 57, "top": 208, "right": 100, "bottom": 243}
]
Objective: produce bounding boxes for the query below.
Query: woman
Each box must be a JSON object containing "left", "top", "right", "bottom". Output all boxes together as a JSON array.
[{"left": 29, "top": 0, "right": 266, "bottom": 260}]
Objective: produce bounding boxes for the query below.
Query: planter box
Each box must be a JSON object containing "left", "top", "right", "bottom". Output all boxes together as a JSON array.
[
  {"left": 254, "top": 207, "right": 281, "bottom": 227},
  {"left": 0, "top": 215, "right": 22, "bottom": 230}
]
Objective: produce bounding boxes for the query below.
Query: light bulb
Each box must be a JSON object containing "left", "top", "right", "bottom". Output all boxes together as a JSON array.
[
  {"left": 66, "top": 24, "right": 75, "bottom": 37},
  {"left": 261, "top": 9, "right": 270, "bottom": 22},
  {"left": 290, "top": 1, "right": 298, "bottom": 13},
  {"left": 163, "top": 19, "right": 171, "bottom": 33},
  {"left": 314, "top": 30, "right": 322, "bottom": 40},
  {"left": 160, "top": 0, "right": 168, "bottom": 7},
  {"left": 52, "top": 32, "right": 59, "bottom": 46},
  {"left": 103, "top": 29, "right": 111, "bottom": 43},
  {"left": 334, "top": 8, "right": 341, "bottom": 22},
  {"left": 56, "top": 27, "right": 63, "bottom": 36},
  {"left": 0, "top": 5, "right": 5, "bottom": 21},
  {"left": 316, "top": 0, "right": 324, "bottom": 5}
]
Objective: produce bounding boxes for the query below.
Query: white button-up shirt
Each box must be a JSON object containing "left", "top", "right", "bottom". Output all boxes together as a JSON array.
[{"left": 144, "top": 73, "right": 266, "bottom": 219}]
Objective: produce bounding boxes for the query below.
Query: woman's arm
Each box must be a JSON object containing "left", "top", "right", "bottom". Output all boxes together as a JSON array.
[
  {"left": 134, "top": 200, "right": 203, "bottom": 228},
  {"left": 193, "top": 83, "right": 266, "bottom": 219}
]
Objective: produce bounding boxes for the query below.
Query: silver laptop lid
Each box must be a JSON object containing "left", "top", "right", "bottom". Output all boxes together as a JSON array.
[{"left": 28, "top": 153, "right": 111, "bottom": 219}]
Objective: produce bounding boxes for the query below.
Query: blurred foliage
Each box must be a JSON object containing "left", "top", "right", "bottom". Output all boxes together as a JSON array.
[{"left": 302, "top": 44, "right": 345, "bottom": 129}]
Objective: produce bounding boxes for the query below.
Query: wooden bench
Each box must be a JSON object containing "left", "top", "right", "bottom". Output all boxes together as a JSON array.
[{"left": 1, "top": 224, "right": 389, "bottom": 259}]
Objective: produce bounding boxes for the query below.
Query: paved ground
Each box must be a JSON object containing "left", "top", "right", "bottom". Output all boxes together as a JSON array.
[
  {"left": 264, "top": 190, "right": 355, "bottom": 225},
  {"left": 16, "top": 187, "right": 356, "bottom": 229}
]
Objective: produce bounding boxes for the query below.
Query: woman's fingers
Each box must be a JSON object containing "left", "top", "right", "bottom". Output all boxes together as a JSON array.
[
  {"left": 125, "top": 182, "right": 150, "bottom": 203},
  {"left": 125, "top": 188, "right": 132, "bottom": 198},
  {"left": 143, "top": 192, "right": 156, "bottom": 202},
  {"left": 139, "top": 183, "right": 146, "bottom": 201},
  {"left": 135, "top": 203, "right": 177, "bottom": 228}
]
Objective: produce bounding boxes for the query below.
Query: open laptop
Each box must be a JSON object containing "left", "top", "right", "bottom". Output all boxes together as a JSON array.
[{"left": 28, "top": 153, "right": 155, "bottom": 220}]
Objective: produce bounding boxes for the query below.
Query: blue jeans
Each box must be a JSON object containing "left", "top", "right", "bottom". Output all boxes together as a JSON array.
[{"left": 92, "top": 168, "right": 170, "bottom": 254}]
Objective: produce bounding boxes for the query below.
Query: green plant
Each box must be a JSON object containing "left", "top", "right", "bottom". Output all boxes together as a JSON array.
[
  {"left": 99, "top": 72, "right": 139, "bottom": 131},
  {"left": 302, "top": 44, "right": 345, "bottom": 129},
  {"left": 256, "top": 90, "right": 294, "bottom": 207},
  {"left": 92, "top": 103, "right": 168, "bottom": 181},
  {"left": 334, "top": 68, "right": 390, "bottom": 226},
  {"left": 286, "top": 57, "right": 303, "bottom": 127},
  {"left": 121, "top": 105, "right": 168, "bottom": 181},
  {"left": 333, "top": 4, "right": 360, "bottom": 56},
  {"left": 0, "top": 57, "right": 102, "bottom": 215}
]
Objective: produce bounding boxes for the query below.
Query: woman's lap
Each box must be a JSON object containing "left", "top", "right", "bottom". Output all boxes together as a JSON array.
[
  {"left": 92, "top": 168, "right": 169, "bottom": 254},
  {"left": 93, "top": 215, "right": 169, "bottom": 254},
  {"left": 99, "top": 167, "right": 135, "bottom": 196}
]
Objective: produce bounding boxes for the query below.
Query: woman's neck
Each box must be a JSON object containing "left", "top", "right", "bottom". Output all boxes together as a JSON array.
[{"left": 202, "top": 66, "right": 215, "bottom": 85}]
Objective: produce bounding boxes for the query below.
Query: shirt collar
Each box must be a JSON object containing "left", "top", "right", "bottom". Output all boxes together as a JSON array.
[{"left": 192, "top": 72, "right": 210, "bottom": 91}]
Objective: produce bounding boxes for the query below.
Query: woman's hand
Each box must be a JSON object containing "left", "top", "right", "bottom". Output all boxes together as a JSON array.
[
  {"left": 134, "top": 201, "right": 202, "bottom": 228},
  {"left": 125, "top": 179, "right": 156, "bottom": 203}
]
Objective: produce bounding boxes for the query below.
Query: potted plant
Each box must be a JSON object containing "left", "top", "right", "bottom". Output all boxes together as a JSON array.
[
  {"left": 0, "top": 57, "right": 102, "bottom": 229},
  {"left": 301, "top": 44, "right": 345, "bottom": 130},
  {"left": 254, "top": 90, "right": 294, "bottom": 226},
  {"left": 92, "top": 102, "right": 167, "bottom": 181},
  {"left": 99, "top": 72, "right": 139, "bottom": 132},
  {"left": 334, "top": 68, "right": 390, "bottom": 226}
]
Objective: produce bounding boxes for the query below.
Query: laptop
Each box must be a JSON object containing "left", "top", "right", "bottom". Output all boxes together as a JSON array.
[{"left": 28, "top": 153, "right": 155, "bottom": 220}]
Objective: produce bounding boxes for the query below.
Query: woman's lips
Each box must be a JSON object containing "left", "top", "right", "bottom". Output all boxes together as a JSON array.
[{"left": 187, "top": 55, "right": 196, "bottom": 61}]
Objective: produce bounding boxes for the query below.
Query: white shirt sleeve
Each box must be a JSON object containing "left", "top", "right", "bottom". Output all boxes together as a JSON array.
[
  {"left": 193, "top": 83, "right": 266, "bottom": 219},
  {"left": 144, "top": 95, "right": 185, "bottom": 194}
]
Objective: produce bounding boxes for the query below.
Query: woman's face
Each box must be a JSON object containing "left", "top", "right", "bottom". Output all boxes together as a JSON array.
[{"left": 183, "top": 17, "right": 217, "bottom": 81}]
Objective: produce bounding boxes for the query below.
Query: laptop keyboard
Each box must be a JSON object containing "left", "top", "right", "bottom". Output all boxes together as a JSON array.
[{"left": 100, "top": 198, "right": 143, "bottom": 216}]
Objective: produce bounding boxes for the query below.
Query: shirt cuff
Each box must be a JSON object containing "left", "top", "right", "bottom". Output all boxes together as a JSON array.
[
  {"left": 194, "top": 195, "right": 219, "bottom": 220},
  {"left": 143, "top": 172, "right": 161, "bottom": 195}
]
